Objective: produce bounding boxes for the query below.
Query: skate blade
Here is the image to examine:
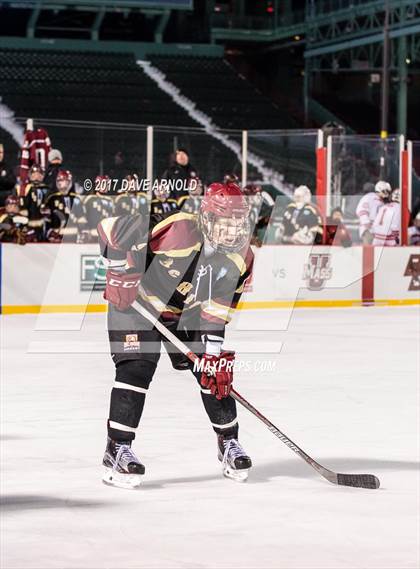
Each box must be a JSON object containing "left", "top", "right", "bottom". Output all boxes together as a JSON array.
[
  {"left": 222, "top": 466, "right": 249, "bottom": 483},
  {"left": 102, "top": 466, "right": 143, "bottom": 489}
]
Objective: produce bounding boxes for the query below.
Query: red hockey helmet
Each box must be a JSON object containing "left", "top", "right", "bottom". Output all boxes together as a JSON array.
[
  {"left": 242, "top": 183, "right": 262, "bottom": 196},
  {"left": 95, "top": 175, "right": 110, "bottom": 194},
  {"left": 200, "top": 182, "right": 250, "bottom": 253},
  {"left": 56, "top": 169, "right": 73, "bottom": 193},
  {"left": 5, "top": 194, "right": 20, "bottom": 213}
]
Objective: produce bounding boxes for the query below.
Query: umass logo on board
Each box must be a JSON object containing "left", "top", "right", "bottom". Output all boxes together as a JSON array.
[
  {"left": 303, "top": 254, "right": 333, "bottom": 291},
  {"left": 404, "top": 254, "right": 420, "bottom": 292}
]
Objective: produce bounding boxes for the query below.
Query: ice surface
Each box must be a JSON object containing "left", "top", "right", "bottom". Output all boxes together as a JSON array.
[{"left": 1, "top": 307, "right": 419, "bottom": 569}]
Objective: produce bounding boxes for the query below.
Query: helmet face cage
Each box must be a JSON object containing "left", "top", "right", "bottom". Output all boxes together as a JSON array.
[{"left": 200, "top": 210, "right": 251, "bottom": 254}]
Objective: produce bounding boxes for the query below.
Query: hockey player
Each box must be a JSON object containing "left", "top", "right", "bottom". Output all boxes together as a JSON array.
[
  {"left": 242, "top": 183, "right": 275, "bottom": 246},
  {"left": 17, "top": 163, "right": 50, "bottom": 241},
  {"left": 177, "top": 176, "right": 204, "bottom": 214},
  {"left": 372, "top": 188, "right": 401, "bottom": 247},
  {"left": 98, "top": 182, "right": 254, "bottom": 488},
  {"left": 82, "top": 176, "right": 114, "bottom": 242},
  {"left": 280, "top": 185, "right": 323, "bottom": 245},
  {"left": 114, "top": 174, "right": 149, "bottom": 218},
  {"left": 0, "top": 195, "right": 36, "bottom": 244},
  {"left": 356, "top": 180, "right": 391, "bottom": 244},
  {"left": 44, "top": 169, "right": 86, "bottom": 242},
  {"left": 325, "top": 207, "right": 352, "bottom": 247},
  {"left": 150, "top": 180, "right": 178, "bottom": 217},
  {"left": 408, "top": 212, "right": 420, "bottom": 246}
]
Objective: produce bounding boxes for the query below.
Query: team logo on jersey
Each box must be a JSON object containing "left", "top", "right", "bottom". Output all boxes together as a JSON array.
[
  {"left": 177, "top": 281, "right": 193, "bottom": 295},
  {"left": 303, "top": 254, "right": 332, "bottom": 291},
  {"left": 159, "top": 258, "right": 173, "bottom": 268},
  {"left": 404, "top": 254, "right": 420, "bottom": 291},
  {"left": 169, "top": 269, "right": 181, "bottom": 278},
  {"left": 124, "top": 334, "right": 140, "bottom": 352}
]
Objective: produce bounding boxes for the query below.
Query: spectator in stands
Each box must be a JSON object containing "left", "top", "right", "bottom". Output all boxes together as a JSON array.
[
  {"left": 162, "top": 148, "right": 199, "bottom": 204},
  {"left": 408, "top": 212, "right": 420, "bottom": 246},
  {"left": 325, "top": 207, "right": 352, "bottom": 247},
  {"left": 0, "top": 143, "right": 17, "bottom": 207},
  {"left": 0, "top": 195, "right": 35, "bottom": 245},
  {"left": 44, "top": 148, "right": 74, "bottom": 193},
  {"left": 109, "top": 151, "right": 129, "bottom": 186}
]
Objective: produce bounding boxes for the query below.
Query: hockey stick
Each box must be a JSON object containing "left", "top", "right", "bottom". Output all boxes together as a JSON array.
[{"left": 131, "top": 300, "right": 380, "bottom": 489}]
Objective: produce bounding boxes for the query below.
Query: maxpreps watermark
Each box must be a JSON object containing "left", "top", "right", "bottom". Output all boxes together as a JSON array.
[
  {"left": 83, "top": 177, "right": 197, "bottom": 193},
  {"left": 193, "top": 357, "right": 277, "bottom": 374}
]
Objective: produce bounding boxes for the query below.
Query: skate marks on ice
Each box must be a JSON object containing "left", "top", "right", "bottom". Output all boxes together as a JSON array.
[{"left": 1, "top": 494, "right": 111, "bottom": 513}]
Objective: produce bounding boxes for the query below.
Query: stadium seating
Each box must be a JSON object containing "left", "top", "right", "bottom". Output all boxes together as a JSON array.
[
  {"left": 0, "top": 48, "right": 253, "bottom": 182},
  {"left": 0, "top": 48, "right": 303, "bottom": 187},
  {"left": 150, "top": 55, "right": 297, "bottom": 130}
]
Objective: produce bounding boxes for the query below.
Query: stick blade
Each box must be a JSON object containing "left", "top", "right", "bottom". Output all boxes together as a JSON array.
[{"left": 337, "top": 473, "right": 380, "bottom": 489}]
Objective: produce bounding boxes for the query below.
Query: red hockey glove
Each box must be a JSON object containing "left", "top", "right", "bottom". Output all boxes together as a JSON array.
[
  {"left": 104, "top": 271, "right": 141, "bottom": 311},
  {"left": 200, "top": 350, "right": 235, "bottom": 400}
]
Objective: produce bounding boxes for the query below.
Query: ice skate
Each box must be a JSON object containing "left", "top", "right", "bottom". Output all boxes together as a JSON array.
[
  {"left": 102, "top": 437, "right": 145, "bottom": 489},
  {"left": 217, "top": 435, "right": 252, "bottom": 482}
]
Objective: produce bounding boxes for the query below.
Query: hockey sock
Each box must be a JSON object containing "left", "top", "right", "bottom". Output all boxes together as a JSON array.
[
  {"left": 108, "top": 359, "right": 156, "bottom": 441},
  {"left": 200, "top": 390, "right": 239, "bottom": 438}
]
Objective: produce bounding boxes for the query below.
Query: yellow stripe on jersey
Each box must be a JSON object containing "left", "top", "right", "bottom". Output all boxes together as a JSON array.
[
  {"left": 201, "top": 299, "right": 234, "bottom": 322},
  {"left": 151, "top": 211, "right": 197, "bottom": 236},
  {"left": 177, "top": 195, "right": 189, "bottom": 207},
  {"left": 226, "top": 253, "right": 247, "bottom": 276},
  {"left": 154, "top": 243, "right": 201, "bottom": 258},
  {"left": 138, "top": 289, "right": 182, "bottom": 314}
]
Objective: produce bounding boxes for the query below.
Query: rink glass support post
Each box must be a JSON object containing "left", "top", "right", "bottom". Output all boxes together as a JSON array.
[
  {"left": 400, "top": 139, "right": 412, "bottom": 246},
  {"left": 316, "top": 129, "right": 328, "bottom": 244},
  {"left": 362, "top": 246, "right": 375, "bottom": 306},
  {"left": 241, "top": 130, "right": 248, "bottom": 188},
  {"left": 146, "top": 126, "right": 154, "bottom": 199}
]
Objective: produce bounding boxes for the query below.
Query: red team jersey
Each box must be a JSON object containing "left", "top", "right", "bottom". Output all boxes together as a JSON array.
[{"left": 19, "top": 128, "right": 51, "bottom": 184}]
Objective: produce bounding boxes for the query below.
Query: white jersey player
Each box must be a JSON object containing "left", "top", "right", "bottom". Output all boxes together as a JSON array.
[
  {"left": 356, "top": 181, "right": 391, "bottom": 244},
  {"left": 408, "top": 212, "right": 420, "bottom": 246},
  {"left": 372, "top": 188, "right": 401, "bottom": 247}
]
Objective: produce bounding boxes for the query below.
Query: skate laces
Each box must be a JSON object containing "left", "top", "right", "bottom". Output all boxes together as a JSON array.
[
  {"left": 113, "top": 443, "right": 138, "bottom": 471},
  {"left": 222, "top": 439, "right": 245, "bottom": 467}
]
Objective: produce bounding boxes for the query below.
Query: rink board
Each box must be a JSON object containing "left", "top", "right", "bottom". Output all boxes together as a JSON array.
[{"left": 0, "top": 243, "right": 418, "bottom": 314}]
